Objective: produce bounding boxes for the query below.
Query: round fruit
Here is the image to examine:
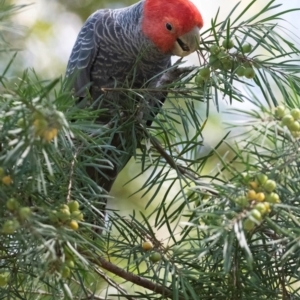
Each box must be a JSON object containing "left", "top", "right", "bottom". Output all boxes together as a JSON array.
[
  {"left": 235, "top": 196, "right": 248, "bottom": 208},
  {"left": 250, "top": 209, "right": 262, "bottom": 222},
  {"left": 264, "top": 180, "right": 277, "bottom": 193},
  {"left": 17, "top": 118, "right": 26, "bottom": 128},
  {"left": 221, "top": 60, "right": 233, "bottom": 70},
  {"left": 209, "top": 45, "right": 220, "bottom": 55},
  {"left": 2, "top": 220, "right": 19, "bottom": 234},
  {"left": 43, "top": 128, "right": 58, "bottom": 142},
  {"left": 33, "top": 118, "right": 48, "bottom": 136},
  {"left": 242, "top": 43, "right": 252, "bottom": 53},
  {"left": 172, "top": 245, "right": 184, "bottom": 255},
  {"left": 291, "top": 108, "right": 300, "bottom": 120},
  {"left": 0, "top": 274, "right": 7, "bottom": 287},
  {"left": 236, "top": 66, "right": 245, "bottom": 77},
  {"left": 249, "top": 181, "right": 258, "bottom": 190},
  {"left": 6, "top": 198, "right": 19, "bottom": 211},
  {"left": 291, "top": 131, "right": 300, "bottom": 138},
  {"left": 2, "top": 175, "right": 12, "bottom": 186},
  {"left": 199, "top": 67, "right": 211, "bottom": 79},
  {"left": 150, "top": 252, "right": 162, "bottom": 263},
  {"left": 49, "top": 210, "right": 59, "bottom": 223},
  {"left": 247, "top": 189, "right": 257, "bottom": 200},
  {"left": 58, "top": 208, "right": 71, "bottom": 222},
  {"left": 68, "top": 200, "right": 80, "bottom": 212},
  {"left": 244, "top": 67, "right": 255, "bottom": 79},
  {"left": 61, "top": 266, "right": 70, "bottom": 278},
  {"left": 66, "top": 260, "right": 75, "bottom": 268},
  {"left": 256, "top": 192, "right": 265, "bottom": 202},
  {"left": 265, "top": 192, "right": 280, "bottom": 203},
  {"left": 256, "top": 174, "right": 268, "bottom": 185},
  {"left": 274, "top": 106, "right": 286, "bottom": 118},
  {"left": 255, "top": 203, "right": 268, "bottom": 215},
  {"left": 195, "top": 75, "right": 205, "bottom": 86},
  {"left": 71, "top": 210, "right": 84, "bottom": 221},
  {"left": 69, "top": 220, "right": 79, "bottom": 230},
  {"left": 281, "top": 114, "right": 294, "bottom": 126},
  {"left": 222, "top": 39, "right": 234, "bottom": 49},
  {"left": 19, "top": 207, "right": 32, "bottom": 221},
  {"left": 243, "top": 218, "right": 255, "bottom": 231},
  {"left": 288, "top": 121, "right": 300, "bottom": 131},
  {"left": 142, "top": 241, "right": 154, "bottom": 251}
]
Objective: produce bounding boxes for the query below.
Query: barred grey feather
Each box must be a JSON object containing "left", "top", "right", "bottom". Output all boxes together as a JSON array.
[
  {"left": 66, "top": 0, "right": 171, "bottom": 100},
  {"left": 65, "top": 1, "right": 172, "bottom": 224}
]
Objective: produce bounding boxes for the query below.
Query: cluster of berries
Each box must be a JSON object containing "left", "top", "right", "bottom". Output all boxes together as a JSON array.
[
  {"left": 1, "top": 198, "right": 32, "bottom": 234},
  {"left": 17, "top": 111, "right": 60, "bottom": 142},
  {"left": 49, "top": 200, "right": 84, "bottom": 231},
  {"left": 235, "top": 173, "right": 280, "bottom": 231},
  {"left": 195, "top": 39, "right": 255, "bottom": 85},
  {"left": 275, "top": 106, "right": 300, "bottom": 138},
  {"left": 142, "top": 240, "right": 162, "bottom": 263}
]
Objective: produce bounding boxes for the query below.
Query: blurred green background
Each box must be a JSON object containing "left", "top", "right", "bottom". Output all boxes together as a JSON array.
[{"left": 7, "top": 0, "right": 300, "bottom": 239}]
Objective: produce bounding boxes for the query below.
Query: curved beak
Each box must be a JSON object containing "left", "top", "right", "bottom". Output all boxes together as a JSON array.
[{"left": 172, "top": 26, "right": 200, "bottom": 57}]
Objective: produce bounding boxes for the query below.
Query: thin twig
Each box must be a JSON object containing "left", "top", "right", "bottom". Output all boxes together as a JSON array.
[
  {"left": 93, "top": 267, "right": 137, "bottom": 300},
  {"left": 93, "top": 256, "right": 186, "bottom": 300}
]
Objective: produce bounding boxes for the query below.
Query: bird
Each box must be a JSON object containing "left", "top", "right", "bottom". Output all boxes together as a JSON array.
[{"left": 65, "top": 0, "right": 203, "bottom": 222}]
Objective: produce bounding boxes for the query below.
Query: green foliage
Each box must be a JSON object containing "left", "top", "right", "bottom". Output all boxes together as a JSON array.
[{"left": 1, "top": 0, "right": 300, "bottom": 299}]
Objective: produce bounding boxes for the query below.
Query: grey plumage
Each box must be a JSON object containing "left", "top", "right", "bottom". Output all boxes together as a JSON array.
[
  {"left": 66, "top": 1, "right": 173, "bottom": 212},
  {"left": 66, "top": 0, "right": 171, "bottom": 101}
]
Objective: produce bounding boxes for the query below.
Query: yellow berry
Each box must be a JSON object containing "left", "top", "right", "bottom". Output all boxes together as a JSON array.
[
  {"left": 2, "top": 175, "right": 12, "bottom": 186},
  {"left": 256, "top": 192, "right": 265, "bottom": 202},
  {"left": 142, "top": 241, "right": 154, "bottom": 251},
  {"left": 247, "top": 189, "right": 257, "bottom": 200},
  {"left": 249, "top": 181, "right": 258, "bottom": 190},
  {"left": 43, "top": 128, "right": 58, "bottom": 142},
  {"left": 69, "top": 220, "right": 79, "bottom": 230}
]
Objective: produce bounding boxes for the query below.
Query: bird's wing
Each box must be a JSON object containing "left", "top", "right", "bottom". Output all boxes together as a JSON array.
[{"left": 65, "top": 10, "right": 106, "bottom": 97}]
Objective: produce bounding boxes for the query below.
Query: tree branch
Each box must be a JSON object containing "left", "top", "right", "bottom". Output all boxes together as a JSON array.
[{"left": 93, "top": 256, "right": 186, "bottom": 300}]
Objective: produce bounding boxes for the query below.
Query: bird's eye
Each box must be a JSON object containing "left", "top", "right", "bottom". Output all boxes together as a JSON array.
[{"left": 166, "top": 23, "right": 173, "bottom": 31}]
